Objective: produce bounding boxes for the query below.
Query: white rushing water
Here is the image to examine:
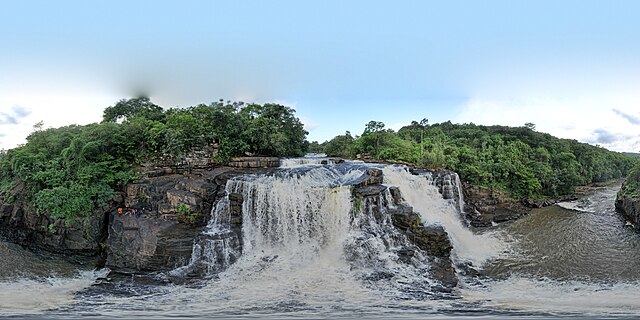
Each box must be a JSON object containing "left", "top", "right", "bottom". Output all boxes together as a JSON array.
[
  {"left": 163, "top": 163, "right": 462, "bottom": 313},
  {"left": 382, "top": 166, "right": 506, "bottom": 267},
  {"left": 462, "top": 276, "right": 640, "bottom": 315},
  {"left": 280, "top": 153, "right": 331, "bottom": 168},
  {"left": 161, "top": 165, "right": 392, "bottom": 313}
]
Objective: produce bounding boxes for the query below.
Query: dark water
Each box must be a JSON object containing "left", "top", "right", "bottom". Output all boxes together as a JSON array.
[
  {"left": 485, "top": 185, "right": 640, "bottom": 282},
  {"left": 1, "top": 179, "right": 640, "bottom": 319}
]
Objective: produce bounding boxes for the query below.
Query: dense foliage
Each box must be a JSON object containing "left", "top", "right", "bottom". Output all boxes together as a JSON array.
[
  {"left": 320, "top": 120, "right": 637, "bottom": 199},
  {"left": 619, "top": 163, "right": 640, "bottom": 201},
  {"left": 0, "top": 98, "right": 308, "bottom": 224}
]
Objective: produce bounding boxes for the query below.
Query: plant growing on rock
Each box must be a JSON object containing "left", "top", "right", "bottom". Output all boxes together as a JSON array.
[{"left": 176, "top": 202, "right": 197, "bottom": 224}]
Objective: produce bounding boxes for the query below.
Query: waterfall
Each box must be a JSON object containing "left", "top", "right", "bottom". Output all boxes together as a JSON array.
[
  {"left": 175, "top": 165, "right": 366, "bottom": 278},
  {"left": 280, "top": 157, "right": 327, "bottom": 168},
  {"left": 382, "top": 166, "right": 505, "bottom": 267},
  {"left": 176, "top": 161, "right": 504, "bottom": 300},
  {"left": 280, "top": 153, "right": 327, "bottom": 168},
  {"left": 227, "top": 170, "right": 354, "bottom": 259},
  {"left": 454, "top": 173, "right": 466, "bottom": 213}
]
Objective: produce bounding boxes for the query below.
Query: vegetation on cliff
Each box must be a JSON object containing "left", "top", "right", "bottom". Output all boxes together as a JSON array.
[
  {"left": 618, "top": 163, "right": 640, "bottom": 201},
  {"left": 319, "top": 120, "right": 637, "bottom": 199},
  {"left": 0, "top": 98, "right": 308, "bottom": 224}
]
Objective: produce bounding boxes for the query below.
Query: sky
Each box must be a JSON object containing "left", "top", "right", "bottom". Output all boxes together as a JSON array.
[{"left": 1, "top": 0, "right": 639, "bottom": 152}]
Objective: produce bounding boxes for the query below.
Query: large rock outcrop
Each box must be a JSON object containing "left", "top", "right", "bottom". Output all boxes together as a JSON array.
[
  {"left": 615, "top": 179, "right": 640, "bottom": 230},
  {"left": 463, "top": 183, "right": 532, "bottom": 227},
  {"left": 105, "top": 167, "right": 243, "bottom": 272},
  {"left": 0, "top": 185, "right": 110, "bottom": 257}
]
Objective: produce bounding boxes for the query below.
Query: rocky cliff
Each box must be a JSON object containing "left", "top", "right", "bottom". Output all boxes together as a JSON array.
[
  {"left": 0, "top": 184, "right": 110, "bottom": 257},
  {"left": 105, "top": 167, "right": 262, "bottom": 272},
  {"left": 615, "top": 179, "right": 640, "bottom": 230}
]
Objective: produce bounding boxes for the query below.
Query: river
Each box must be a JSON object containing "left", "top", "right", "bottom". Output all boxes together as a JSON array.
[{"left": 1, "top": 161, "right": 639, "bottom": 319}]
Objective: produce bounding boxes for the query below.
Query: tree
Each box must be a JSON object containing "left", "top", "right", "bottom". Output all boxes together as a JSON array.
[
  {"left": 324, "top": 131, "right": 355, "bottom": 158},
  {"left": 102, "top": 97, "right": 164, "bottom": 123}
]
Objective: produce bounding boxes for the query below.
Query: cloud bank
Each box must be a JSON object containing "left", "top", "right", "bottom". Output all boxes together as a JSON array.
[
  {"left": 0, "top": 105, "right": 31, "bottom": 125},
  {"left": 613, "top": 108, "right": 640, "bottom": 125},
  {"left": 455, "top": 97, "right": 640, "bottom": 152}
]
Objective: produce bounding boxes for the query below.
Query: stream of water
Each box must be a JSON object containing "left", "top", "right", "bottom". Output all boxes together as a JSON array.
[{"left": 1, "top": 158, "right": 639, "bottom": 319}]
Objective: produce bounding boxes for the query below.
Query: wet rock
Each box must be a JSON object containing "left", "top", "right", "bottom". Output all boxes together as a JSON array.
[
  {"left": 364, "top": 271, "right": 396, "bottom": 281},
  {"left": 391, "top": 208, "right": 457, "bottom": 288},
  {"left": 106, "top": 213, "right": 198, "bottom": 272},
  {"left": 353, "top": 185, "right": 387, "bottom": 197},
  {"left": 228, "top": 157, "right": 280, "bottom": 168},
  {"left": 396, "top": 248, "right": 415, "bottom": 264},
  {"left": 388, "top": 187, "right": 402, "bottom": 205},
  {"left": 352, "top": 169, "right": 384, "bottom": 188},
  {"left": 229, "top": 193, "right": 243, "bottom": 225},
  {"left": 522, "top": 194, "right": 579, "bottom": 208}
]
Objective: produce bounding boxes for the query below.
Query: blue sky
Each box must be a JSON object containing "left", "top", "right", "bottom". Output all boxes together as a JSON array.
[{"left": 1, "top": 0, "right": 639, "bottom": 151}]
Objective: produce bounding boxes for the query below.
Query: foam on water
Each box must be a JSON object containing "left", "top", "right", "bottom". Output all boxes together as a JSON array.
[
  {"left": 0, "top": 269, "right": 109, "bottom": 315},
  {"left": 462, "top": 277, "right": 640, "bottom": 316}
]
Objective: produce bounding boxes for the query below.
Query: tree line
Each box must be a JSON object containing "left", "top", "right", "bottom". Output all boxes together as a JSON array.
[
  {"left": 315, "top": 120, "right": 638, "bottom": 199},
  {"left": 0, "top": 97, "right": 308, "bottom": 224}
]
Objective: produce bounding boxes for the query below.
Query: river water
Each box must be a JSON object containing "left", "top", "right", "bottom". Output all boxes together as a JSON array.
[{"left": 1, "top": 160, "right": 640, "bottom": 319}]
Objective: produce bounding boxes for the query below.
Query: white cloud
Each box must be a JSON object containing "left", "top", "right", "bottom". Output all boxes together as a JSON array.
[
  {"left": 454, "top": 96, "right": 640, "bottom": 152},
  {"left": 299, "top": 116, "right": 319, "bottom": 132},
  {"left": 0, "top": 94, "right": 117, "bottom": 150},
  {"left": 388, "top": 122, "right": 410, "bottom": 132}
]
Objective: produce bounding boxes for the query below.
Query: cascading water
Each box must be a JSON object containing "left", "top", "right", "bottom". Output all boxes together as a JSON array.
[
  {"left": 229, "top": 168, "right": 354, "bottom": 261},
  {"left": 178, "top": 162, "right": 465, "bottom": 301},
  {"left": 280, "top": 153, "right": 334, "bottom": 168},
  {"left": 382, "top": 166, "right": 505, "bottom": 267}
]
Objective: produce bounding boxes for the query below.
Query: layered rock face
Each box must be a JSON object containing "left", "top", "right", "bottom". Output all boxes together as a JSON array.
[
  {"left": 105, "top": 167, "right": 243, "bottom": 272},
  {"left": 364, "top": 184, "right": 457, "bottom": 289},
  {"left": 228, "top": 157, "right": 281, "bottom": 168},
  {"left": 616, "top": 198, "right": 640, "bottom": 229},
  {"left": 462, "top": 184, "right": 530, "bottom": 227},
  {"left": 0, "top": 187, "right": 109, "bottom": 256}
]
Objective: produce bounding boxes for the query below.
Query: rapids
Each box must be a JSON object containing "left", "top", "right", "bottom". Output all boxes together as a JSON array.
[{"left": 1, "top": 158, "right": 640, "bottom": 319}]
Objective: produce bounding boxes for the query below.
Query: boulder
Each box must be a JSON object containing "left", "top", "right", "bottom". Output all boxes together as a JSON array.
[{"left": 352, "top": 169, "right": 384, "bottom": 188}]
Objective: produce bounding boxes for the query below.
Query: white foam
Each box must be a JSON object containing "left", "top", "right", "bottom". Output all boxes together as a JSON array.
[
  {"left": 462, "top": 277, "right": 640, "bottom": 316},
  {"left": 0, "top": 269, "right": 108, "bottom": 315}
]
